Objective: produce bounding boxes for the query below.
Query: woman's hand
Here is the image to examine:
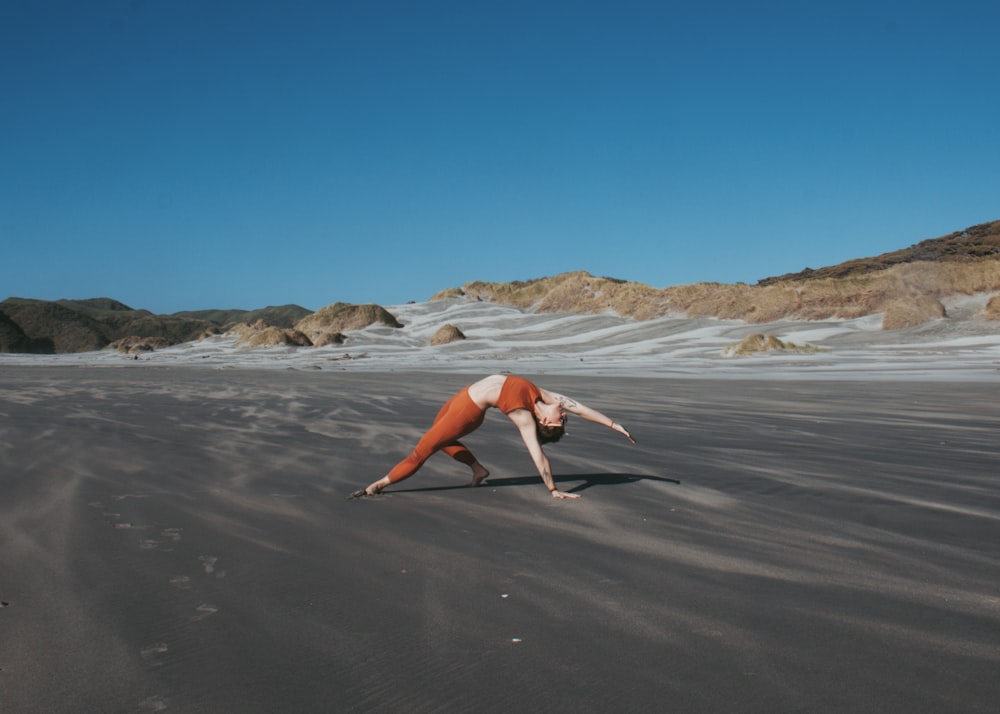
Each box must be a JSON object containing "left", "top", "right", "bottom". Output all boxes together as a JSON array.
[
  {"left": 551, "top": 489, "right": 581, "bottom": 500},
  {"left": 611, "top": 421, "right": 636, "bottom": 444}
]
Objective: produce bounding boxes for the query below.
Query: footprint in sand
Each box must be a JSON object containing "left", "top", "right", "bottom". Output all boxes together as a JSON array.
[
  {"left": 135, "top": 528, "right": 181, "bottom": 552},
  {"left": 160, "top": 528, "right": 182, "bottom": 542},
  {"left": 89, "top": 497, "right": 134, "bottom": 522},
  {"left": 138, "top": 695, "right": 169, "bottom": 711},
  {"left": 198, "top": 555, "right": 226, "bottom": 578},
  {"left": 191, "top": 603, "right": 219, "bottom": 622},
  {"left": 140, "top": 642, "right": 168, "bottom": 666},
  {"left": 89, "top": 500, "right": 130, "bottom": 524},
  {"left": 113, "top": 493, "right": 152, "bottom": 502}
]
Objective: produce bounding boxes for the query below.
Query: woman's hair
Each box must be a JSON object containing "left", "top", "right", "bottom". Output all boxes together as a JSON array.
[
  {"left": 533, "top": 398, "right": 566, "bottom": 444},
  {"left": 536, "top": 421, "right": 566, "bottom": 444}
]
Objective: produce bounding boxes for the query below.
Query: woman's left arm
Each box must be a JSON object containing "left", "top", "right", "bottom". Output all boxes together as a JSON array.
[{"left": 541, "top": 389, "right": 637, "bottom": 444}]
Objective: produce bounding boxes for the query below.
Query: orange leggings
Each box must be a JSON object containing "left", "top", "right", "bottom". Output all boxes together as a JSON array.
[{"left": 386, "top": 387, "right": 485, "bottom": 484}]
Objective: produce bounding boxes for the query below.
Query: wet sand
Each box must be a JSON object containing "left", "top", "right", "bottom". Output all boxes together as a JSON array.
[{"left": 1, "top": 366, "right": 998, "bottom": 712}]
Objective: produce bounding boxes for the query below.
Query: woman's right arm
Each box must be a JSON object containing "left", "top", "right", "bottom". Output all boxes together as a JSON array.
[{"left": 509, "top": 411, "right": 581, "bottom": 499}]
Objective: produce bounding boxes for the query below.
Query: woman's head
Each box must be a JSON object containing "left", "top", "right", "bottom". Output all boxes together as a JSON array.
[
  {"left": 536, "top": 421, "right": 566, "bottom": 444},
  {"left": 534, "top": 400, "right": 567, "bottom": 443}
]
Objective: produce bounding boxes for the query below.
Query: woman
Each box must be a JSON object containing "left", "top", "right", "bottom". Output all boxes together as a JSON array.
[{"left": 356, "top": 374, "right": 635, "bottom": 499}]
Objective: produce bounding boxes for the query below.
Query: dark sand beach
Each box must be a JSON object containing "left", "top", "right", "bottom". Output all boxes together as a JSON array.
[{"left": 1, "top": 366, "right": 999, "bottom": 713}]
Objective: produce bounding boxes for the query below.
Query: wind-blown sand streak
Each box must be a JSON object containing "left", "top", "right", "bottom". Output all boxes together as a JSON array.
[{"left": 1, "top": 368, "right": 998, "bottom": 712}]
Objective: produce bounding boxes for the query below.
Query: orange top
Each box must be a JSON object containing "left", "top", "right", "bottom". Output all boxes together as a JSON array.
[{"left": 496, "top": 375, "right": 542, "bottom": 414}]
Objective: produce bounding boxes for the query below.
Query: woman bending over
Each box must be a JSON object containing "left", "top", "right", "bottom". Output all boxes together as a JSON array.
[{"left": 358, "top": 374, "right": 635, "bottom": 499}]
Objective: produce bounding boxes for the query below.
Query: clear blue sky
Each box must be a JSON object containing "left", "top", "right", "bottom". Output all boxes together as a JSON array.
[{"left": 3, "top": 0, "right": 998, "bottom": 314}]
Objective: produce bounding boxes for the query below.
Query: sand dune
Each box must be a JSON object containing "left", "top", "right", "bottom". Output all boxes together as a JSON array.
[{"left": 3, "top": 295, "right": 999, "bottom": 380}]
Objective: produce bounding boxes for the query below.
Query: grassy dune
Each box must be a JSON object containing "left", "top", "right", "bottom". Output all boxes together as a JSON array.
[
  {"left": 5, "top": 221, "right": 999, "bottom": 354},
  {"left": 666, "top": 259, "right": 1000, "bottom": 323},
  {"left": 434, "top": 220, "right": 1000, "bottom": 329}
]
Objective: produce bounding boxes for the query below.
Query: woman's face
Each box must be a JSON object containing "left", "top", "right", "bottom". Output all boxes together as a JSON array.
[{"left": 535, "top": 401, "right": 566, "bottom": 428}]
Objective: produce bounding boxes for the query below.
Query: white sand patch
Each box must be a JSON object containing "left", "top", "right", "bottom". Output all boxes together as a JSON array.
[{"left": 2, "top": 297, "right": 998, "bottom": 381}]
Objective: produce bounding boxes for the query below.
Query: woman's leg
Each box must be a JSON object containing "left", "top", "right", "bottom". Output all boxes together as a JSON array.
[
  {"left": 442, "top": 442, "right": 490, "bottom": 486},
  {"left": 366, "top": 389, "right": 486, "bottom": 493}
]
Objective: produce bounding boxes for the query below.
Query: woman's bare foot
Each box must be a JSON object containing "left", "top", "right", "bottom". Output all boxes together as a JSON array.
[{"left": 469, "top": 462, "right": 490, "bottom": 487}]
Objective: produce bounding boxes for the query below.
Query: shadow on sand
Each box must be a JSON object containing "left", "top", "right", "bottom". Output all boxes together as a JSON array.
[{"left": 393, "top": 472, "right": 680, "bottom": 495}]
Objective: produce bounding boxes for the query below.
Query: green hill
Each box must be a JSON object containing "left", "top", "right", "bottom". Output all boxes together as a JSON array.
[
  {"left": 0, "top": 309, "right": 53, "bottom": 353},
  {"left": 0, "top": 298, "right": 328, "bottom": 355},
  {"left": 0, "top": 298, "right": 116, "bottom": 353}
]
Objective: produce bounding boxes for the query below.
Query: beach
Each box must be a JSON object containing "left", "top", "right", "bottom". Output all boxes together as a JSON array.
[{"left": 1, "top": 365, "right": 998, "bottom": 712}]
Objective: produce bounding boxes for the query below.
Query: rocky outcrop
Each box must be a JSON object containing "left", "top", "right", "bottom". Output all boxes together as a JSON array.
[
  {"left": 294, "top": 303, "right": 402, "bottom": 344},
  {"left": 229, "top": 320, "right": 313, "bottom": 348},
  {"left": 109, "top": 336, "right": 174, "bottom": 354},
  {"left": 430, "top": 324, "right": 465, "bottom": 345}
]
